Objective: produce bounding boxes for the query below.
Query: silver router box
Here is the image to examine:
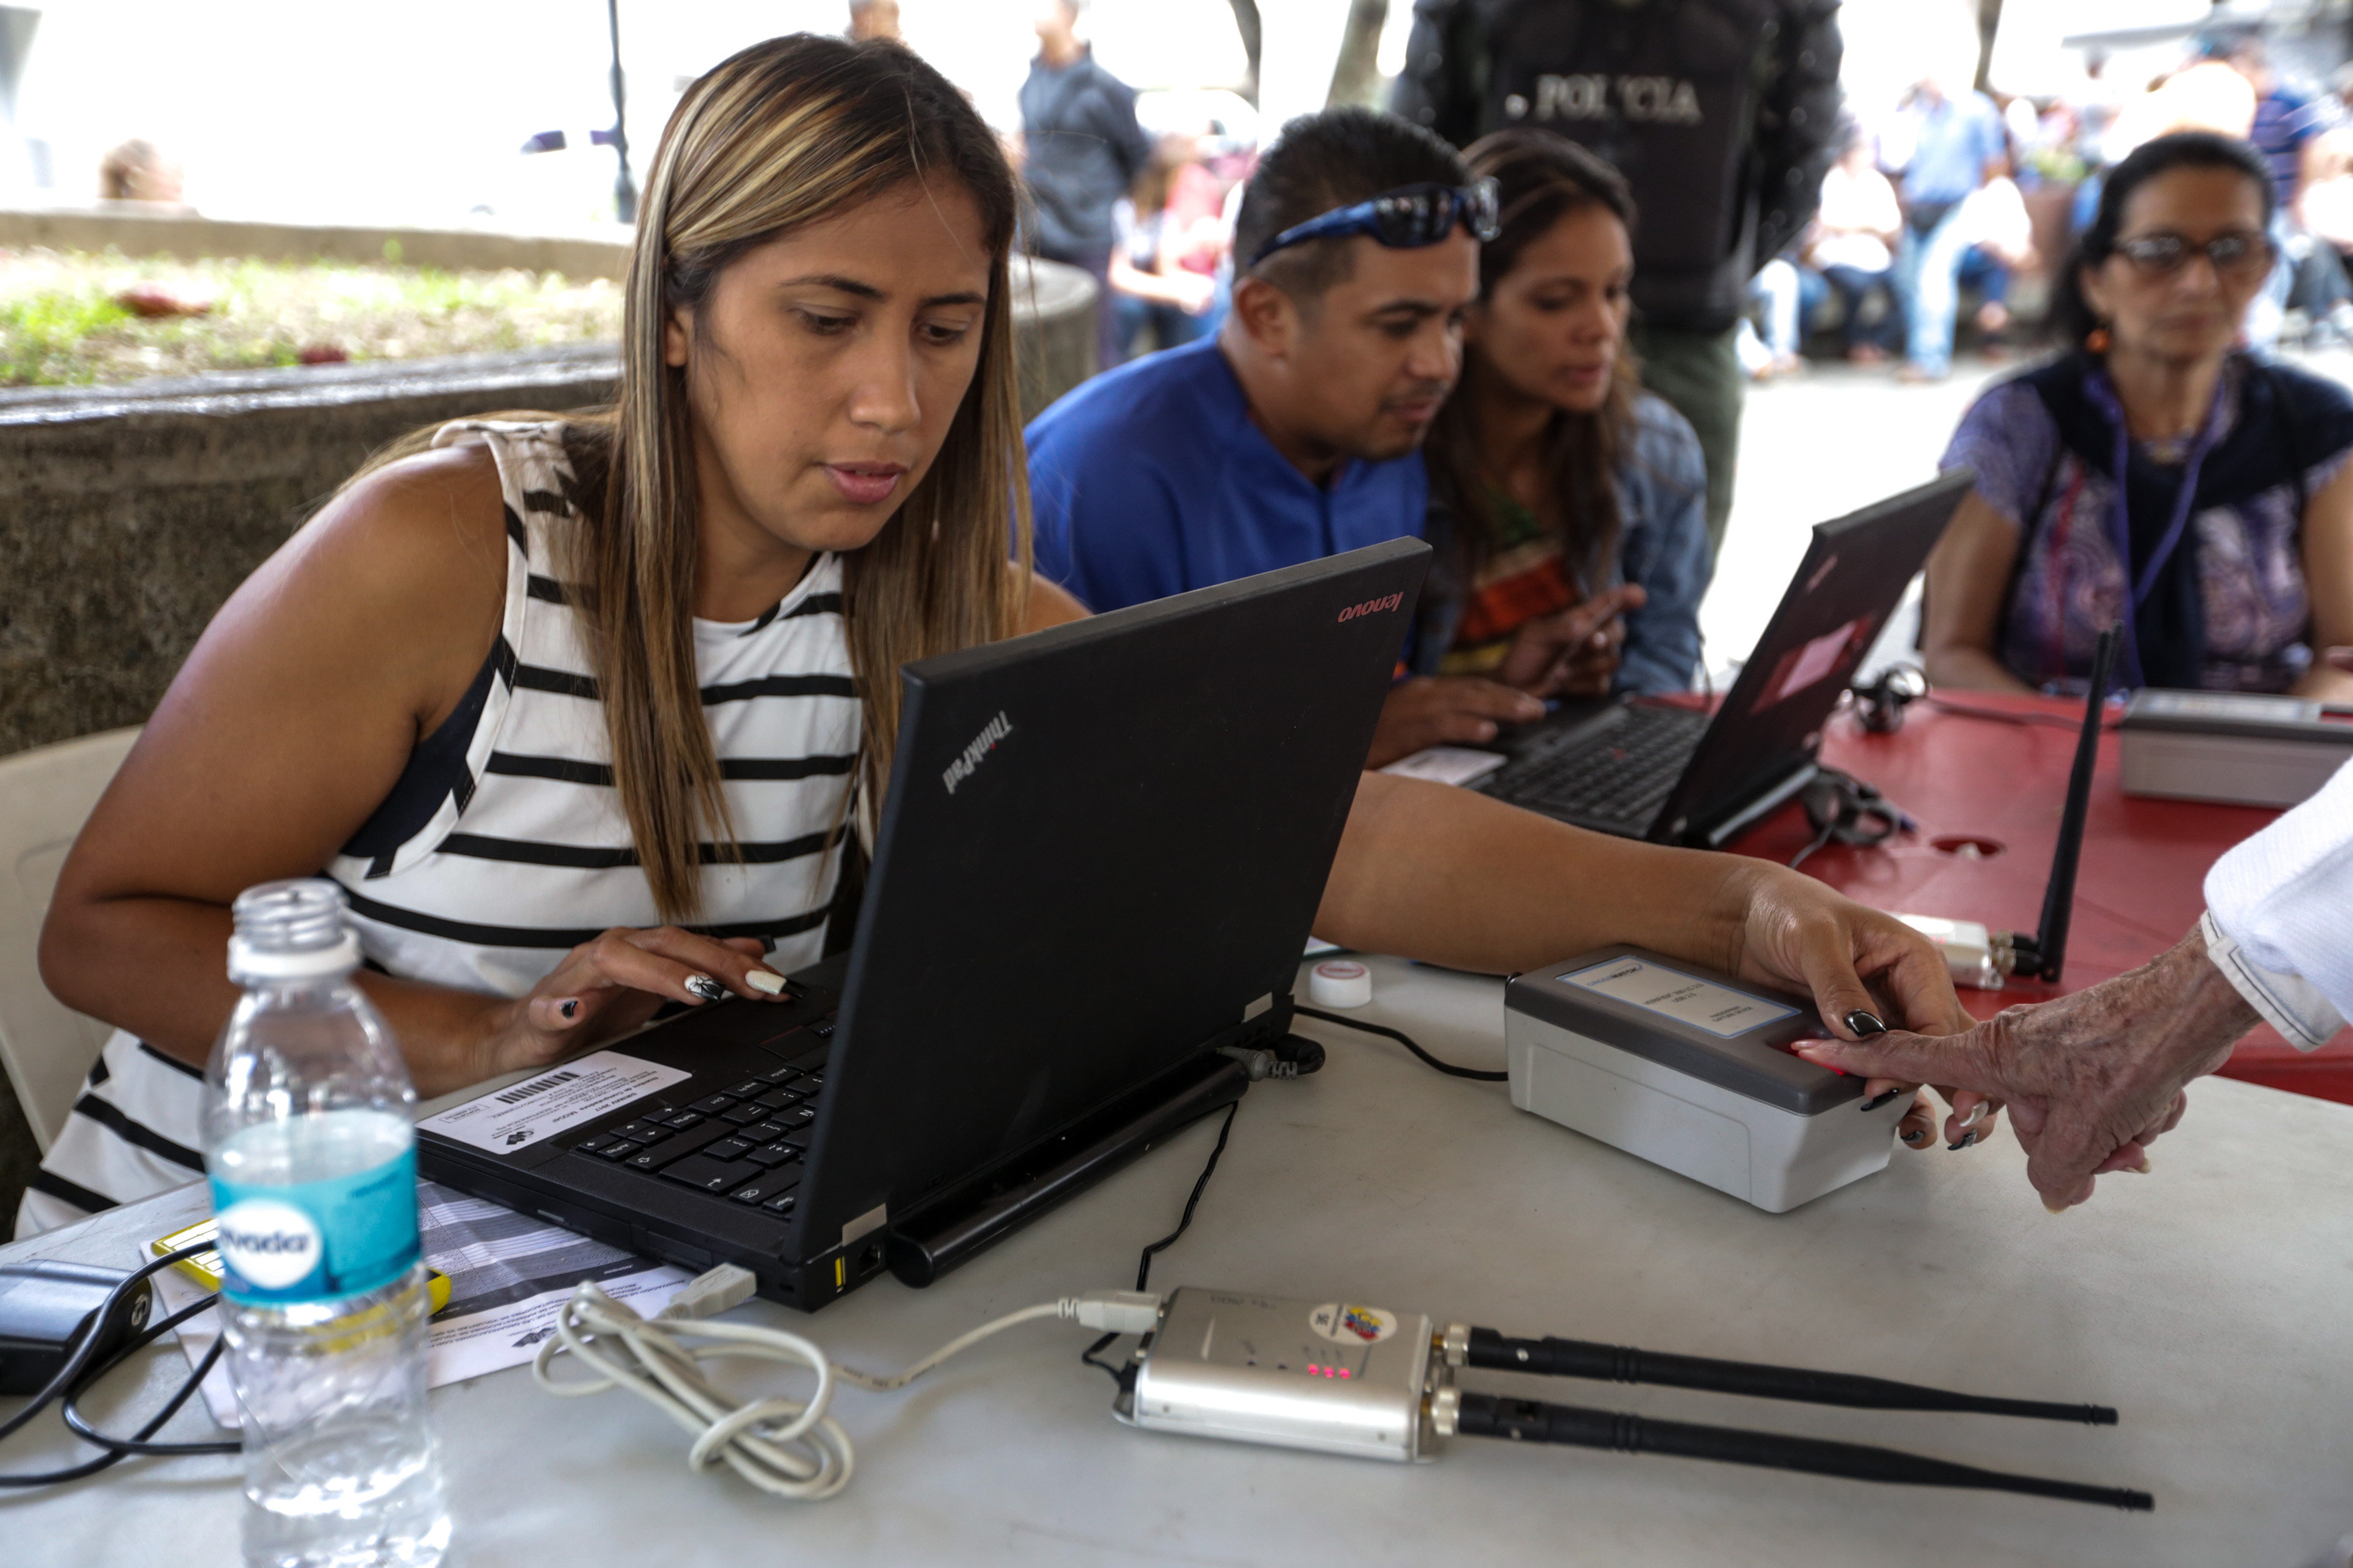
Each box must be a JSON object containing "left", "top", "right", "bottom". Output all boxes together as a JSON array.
[{"left": 1119, "top": 1288, "right": 1435, "bottom": 1461}]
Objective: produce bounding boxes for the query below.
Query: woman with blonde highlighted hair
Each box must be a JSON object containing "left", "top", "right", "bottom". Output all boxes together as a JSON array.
[{"left": 26, "top": 36, "right": 1993, "bottom": 1235}]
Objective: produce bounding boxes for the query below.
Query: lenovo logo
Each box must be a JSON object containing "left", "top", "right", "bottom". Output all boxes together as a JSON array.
[
  {"left": 1337, "top": 593, "right": 1405, "bottom": 623},
  {"left": 943, "top": 710, "right": 1013, "bottom": 794}
]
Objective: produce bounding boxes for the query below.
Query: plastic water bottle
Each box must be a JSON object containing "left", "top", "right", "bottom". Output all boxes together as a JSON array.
[{"left": 204, "top": 879, "right": 450, "bottom": 1568}]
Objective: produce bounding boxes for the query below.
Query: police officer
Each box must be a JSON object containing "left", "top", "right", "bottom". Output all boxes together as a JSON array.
[{"left": 1392, "top": 0, "right": 1844, "bottom": 559}]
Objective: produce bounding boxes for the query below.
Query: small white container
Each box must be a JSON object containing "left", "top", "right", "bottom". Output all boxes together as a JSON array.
[{"left": 1308, "top": 960, "right": 1373, "bottom": 1009}]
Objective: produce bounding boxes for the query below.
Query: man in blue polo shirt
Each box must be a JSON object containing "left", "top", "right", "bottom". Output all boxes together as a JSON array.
[{"left": 1032, "top": 107, "right": 1618, "bottom": 761}]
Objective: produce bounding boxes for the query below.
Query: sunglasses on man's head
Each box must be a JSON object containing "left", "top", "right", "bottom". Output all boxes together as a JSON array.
[
  {"left": 1248, "top": 180, "right": 1502, "bottom": 269},
  {"left": 2112, "top": 229, "right": 2273, "bottom": 281}
]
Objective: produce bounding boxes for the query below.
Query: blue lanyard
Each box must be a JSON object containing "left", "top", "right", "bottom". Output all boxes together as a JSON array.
[{"left": 2082, "top": 367, "right": 2228, "bottom": 690}]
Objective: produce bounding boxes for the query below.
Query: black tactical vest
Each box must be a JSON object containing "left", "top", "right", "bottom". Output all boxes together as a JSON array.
[{"left": 1470, "top": 0, "right": 1777, "bottom": 328}]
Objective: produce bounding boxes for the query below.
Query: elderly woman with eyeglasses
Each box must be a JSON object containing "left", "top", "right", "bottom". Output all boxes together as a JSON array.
[{"left": 1921, "top": 132, "right": 2353, "bottom": 702}]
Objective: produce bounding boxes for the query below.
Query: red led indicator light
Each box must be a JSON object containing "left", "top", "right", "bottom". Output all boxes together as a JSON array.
[{"left": 1339, "top": 1368, "right": 1351, "bottom": 1378}]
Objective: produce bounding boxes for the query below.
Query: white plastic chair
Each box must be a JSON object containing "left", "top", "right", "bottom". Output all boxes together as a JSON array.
[{"left": 0, "top": 727, "right": 138, "bottom": 1151}]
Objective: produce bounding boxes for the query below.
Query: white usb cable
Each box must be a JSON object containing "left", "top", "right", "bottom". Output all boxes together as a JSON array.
[{"left": 530, "top": 1264, "right": 1162, "bottom": 1501}]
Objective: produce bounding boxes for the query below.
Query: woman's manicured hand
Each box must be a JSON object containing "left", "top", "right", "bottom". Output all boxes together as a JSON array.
[
  {"left": 471, "top": 927, "right": 792, "bottom": 1083},
  {"left": 1726, "top": 862, "right": 2001, "bottom": 1154}
]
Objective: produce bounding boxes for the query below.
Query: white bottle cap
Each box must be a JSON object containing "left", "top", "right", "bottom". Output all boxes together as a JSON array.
[{"left": 1308, "top": 959, "right": 1373, "bottom": 1009}]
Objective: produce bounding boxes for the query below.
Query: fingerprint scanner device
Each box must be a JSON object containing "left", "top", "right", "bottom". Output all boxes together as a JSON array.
[
  {"left": 2118, "top": 688, "right": 2353, "bottom": 808},
  {"left": 1503, "top": 947, "right": 1907, "bottom": 1212},
  {"left": 1470, "top": 471, "right": 1970, "bottom": 845}
]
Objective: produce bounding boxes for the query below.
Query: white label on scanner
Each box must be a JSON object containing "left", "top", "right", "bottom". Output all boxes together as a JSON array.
[
  {"left": 419, "top": 1051, "right": 691, "bottom": 1154},
  {"left": 1562, "top": 957, "right": 1800, "bottom": 1039}
]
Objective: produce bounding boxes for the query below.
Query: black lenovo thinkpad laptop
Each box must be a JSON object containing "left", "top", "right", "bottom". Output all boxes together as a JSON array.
[
  {"left": 415, "top": 539, "right": 1428, "bottom": 1311},
  {"left": 1472, "top": 472, "right": 1970, "bottom": 846}
]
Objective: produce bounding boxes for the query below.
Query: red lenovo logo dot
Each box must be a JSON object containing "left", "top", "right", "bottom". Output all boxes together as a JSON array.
[{"left": 1337, "top": 593, "right": 1405, "bottom": 623}]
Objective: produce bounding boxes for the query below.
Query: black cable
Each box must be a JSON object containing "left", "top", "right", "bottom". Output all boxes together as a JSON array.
[
  {"left": 0, "top": 1242, "right": 239, "bottom": 1487},
  {"left": 1295, "top": 1005, "right": 1509, "bottom": 1083},
  {"left": 1453, "top": 1393, "right": 2153, "bottom": 1511},
  {"left": 18, "top": 1335, "right": 232, "bottom": 1489},
  {"left": 61, "top": 1293, "right": 241, "bottom": 1457},
  {"left": 1080, "top": 1100, "right": 1243, "bottom": 1388},
  {"left": 0, "top": 1243, "right": 205, "bottom": 1446},
  {"left": 1787, "top": 818, "right": 1838, "bottom": 870},
  {"left": 1134, "top": 1100, "right": 1238, "bottom": 1293}
]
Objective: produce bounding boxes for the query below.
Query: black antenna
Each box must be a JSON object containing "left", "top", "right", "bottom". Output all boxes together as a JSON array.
[
  {"left": 2013, "top": 623, "right": 2120, "bottom": 984},
  {"left": 1463, "top": 1329, "right": 2116, "bottom": 1425},
  {"left": 1452, "top": 1394, "right": 2153, "bottom": 1511}
]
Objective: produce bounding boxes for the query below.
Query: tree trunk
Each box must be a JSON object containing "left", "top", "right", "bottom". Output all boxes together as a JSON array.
[
  {"left": 1327, "top": 0, "right": 1392, "bottom": 110},
  {"left": 1228, "top": 0, "right": 1263, "bottom": 106}
]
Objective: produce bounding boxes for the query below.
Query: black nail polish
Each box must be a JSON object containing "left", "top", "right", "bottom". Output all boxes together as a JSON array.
[
  {"left": 559, "top": 999, "right": 578, "bottom": 1020},
  {"left": 684, "top": 975, "right": 727, "bottom": 1003},
  {"left": 1844, "top": 1009, "right": 1888, "bottom": 1037},
  {"left": 1901, "top": 1128, "right": 1929, "bottom": 1145},
  {"left": 1860, "top": 1087, "right": 1901, "bottom": 1112},
  {"left": 1946, "top": 1130, "right": 1979, "bottom": 1151}
]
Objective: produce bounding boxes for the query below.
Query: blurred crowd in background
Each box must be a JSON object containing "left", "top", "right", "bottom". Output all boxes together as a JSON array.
[
  {"left": 16, "top": 1, "right": 2353, "bottom": 387},
  {"left": 1739, "top": 25, "right": 2353, "bottom": 388}
]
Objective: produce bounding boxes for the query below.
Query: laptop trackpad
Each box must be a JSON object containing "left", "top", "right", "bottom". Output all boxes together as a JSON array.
[{"left": 1497, "top": 698, "right": 1624, "bottom": 757}]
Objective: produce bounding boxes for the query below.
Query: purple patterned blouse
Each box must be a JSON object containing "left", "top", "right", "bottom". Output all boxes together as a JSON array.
[{"left": 1942, "top": 356, "right": 2353, "bottom": 693}]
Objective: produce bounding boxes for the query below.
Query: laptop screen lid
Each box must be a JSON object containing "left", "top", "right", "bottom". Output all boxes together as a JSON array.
[
  {"left": 1650, "top": 471, "right": 1971, "bottom": 844},
  {"left": 791, "top": 538, "right": 1430, "bottom": 1254}
]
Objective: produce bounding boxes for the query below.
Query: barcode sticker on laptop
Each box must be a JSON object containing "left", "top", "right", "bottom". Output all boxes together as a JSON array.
[{"left": 420, "top": 1052, "right": 692, "bottom": 1155}]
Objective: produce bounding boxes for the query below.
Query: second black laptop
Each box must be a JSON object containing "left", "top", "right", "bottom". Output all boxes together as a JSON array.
[{"left": 1472, "top": 472, "right": 1970, "bottom": 845}]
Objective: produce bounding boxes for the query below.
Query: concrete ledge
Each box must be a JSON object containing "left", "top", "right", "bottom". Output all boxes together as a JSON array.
[
  {"left": 0, "top": 344, "right": 624, "bottom": 760},
  {"left": 0, "top": 202, "right": 634, "bottom": 278},
  {"left": 0, "top": 259, "right": 1095, "bottom": 762}
]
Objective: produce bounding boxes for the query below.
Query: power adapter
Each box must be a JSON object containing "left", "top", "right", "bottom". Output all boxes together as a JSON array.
[{"left": 0, "top": 1262, "right": 153, "bottom": 1397}]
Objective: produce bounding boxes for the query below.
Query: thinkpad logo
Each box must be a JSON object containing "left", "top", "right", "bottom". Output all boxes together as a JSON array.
[{"left": 943, "top": 710, "right": 1014, "bottom": 794}]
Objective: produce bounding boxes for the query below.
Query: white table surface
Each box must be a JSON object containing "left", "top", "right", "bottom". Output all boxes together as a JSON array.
[{"left": 5, "top": 954, "right": 2352, "bottom": 1567}]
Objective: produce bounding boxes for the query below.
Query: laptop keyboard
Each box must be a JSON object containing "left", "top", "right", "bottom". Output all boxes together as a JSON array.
[
  {"left": 1479, "top": 703, "right": 1710, "bottom": 833},
  {"left": 565, "top": 1018, "right": 834, "bottom": 1219}
]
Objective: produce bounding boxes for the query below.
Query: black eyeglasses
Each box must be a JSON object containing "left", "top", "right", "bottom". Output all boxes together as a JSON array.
[
  {"left": 2112, "top": 229, "right": 2274, "bottom": 280},
  {"left": 1248, "top": 180, "right": 1502, "bottom": 268}
]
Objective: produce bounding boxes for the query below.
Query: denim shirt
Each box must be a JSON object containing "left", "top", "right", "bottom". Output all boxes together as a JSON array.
[{"left": 1408, "top": 392, "right": 1713, "bottom": 694}]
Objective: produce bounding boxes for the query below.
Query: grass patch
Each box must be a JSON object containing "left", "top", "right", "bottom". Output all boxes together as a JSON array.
[{"left": 0, "top": 249, "right": 622, "bottom": 387}]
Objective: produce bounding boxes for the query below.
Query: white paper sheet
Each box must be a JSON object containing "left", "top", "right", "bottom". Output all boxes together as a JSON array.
[
  {"left": 416, "top": 1050, "right": 692, "bottom": 1154},
  {"left": 149, "top": 1180, "right": 690, "bottom": 1428},
  {"left": 1379, "top": 745, "right": 1508, "bottom": 787}
]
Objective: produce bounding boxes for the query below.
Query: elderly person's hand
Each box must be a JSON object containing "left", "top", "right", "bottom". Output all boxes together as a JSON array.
[
  {"left": 1728, "top": 862, "right": 2000, "bottom": 1154},
  {"left": 1789, "top": 926, "right": 2260, "bottom": 1209}
]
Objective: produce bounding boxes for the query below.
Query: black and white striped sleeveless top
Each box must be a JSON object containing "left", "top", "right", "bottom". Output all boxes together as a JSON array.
[{"left": 19, "top": 420, "right": 858, "bottom": 1236}]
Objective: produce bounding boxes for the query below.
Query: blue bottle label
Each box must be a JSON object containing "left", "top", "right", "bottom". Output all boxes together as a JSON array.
[{"left": 210, "top": 1147, "right": 421, "bottom": 1305}]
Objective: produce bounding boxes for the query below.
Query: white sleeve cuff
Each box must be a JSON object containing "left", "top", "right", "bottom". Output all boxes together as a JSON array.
[{"left": 2200, "top": 909, "right": 2347, "bottom": 1053}]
